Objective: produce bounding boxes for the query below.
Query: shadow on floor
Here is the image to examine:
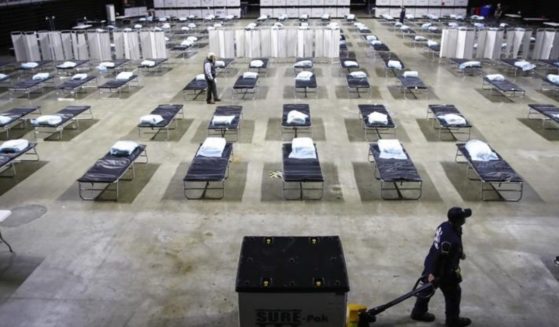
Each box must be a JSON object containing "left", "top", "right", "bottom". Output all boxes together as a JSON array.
[
  {"left": 191, "top": 120, "right": 254, "bottom": 144},
  {"left": 261, "top": 162, "right": 344, "bottom": 202},
  {"left": 125, "top": 119, "right": 193, "bottom": 142},
  {"left": 344, "top": 118, "right": 410, "bottom": 142},
  {"left": 416, "top": 118, "right": 483, "bottom": 142},
  {"left": 517, "top": 118, "right": 559, "bottom": 141},
  {"left": 352, "top": 162, "right": 442, "bottom": 201},
  {"left": 0, "top": 161, "right": 47, "bottom": 196},
  {"left": 0, "top": 253, "right": 44, "bottom": 305},
  {"left": 265, "top": 117, "right": 326, "bottom": 141},
  {"left": 43, "top": 119, "right": 98, "bottom": 142}
]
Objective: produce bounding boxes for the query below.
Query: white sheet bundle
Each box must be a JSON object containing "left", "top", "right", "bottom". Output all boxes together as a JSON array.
[
  {"left": 71, "top": 73, "right": 88, "bottom": 80},
  {"left": 35, "top": 115, "right": 62, "bottom": 126},
  {"left": 427, "top": 14, "right": 439, "bottom": 20},
  {"left": 134, "top": 24, "right": 142, "bottom": 29},
  {"left": 215, "top": 60, "right": 225, "bottom": 68},
  {"left": 378, "top": 139, "right": 407, "bottom": 160},
  {"left": 486, "top": 74, "right": 505, "bottom": 81},
  {"left": 366, "top": 35, "right": 377, "bottom": 41},
  {"left": 116, "top": 72, "right": 133, "bottom": 80},
  {"left": 198, "top": 137, "right": 226, "bottom": 157},
  {"left": 181, "top": 39, "right": 193, "bottom": 46},
  {"left": 371, "top": 40, "right": 382, "bottom": 46},
  {"left": 162, "top": 23, "right": 171, "bottom": 29},
  {"left": 100, "top": 62, "right": 115, "bottom": 68},
  {"left": 124, "top": 28, "right": 133, "bottom": 32},
  {"left": 300, "top": 14, "right": 308, "bottom": 20},
  {"left": 367, "top": 112, "right": 388, "bottom": 125},
  {"left": 57, "top": 61, "right": 77, "bottom": 68},
  {"left": 21, "top": 62, "right": 38, "bottom": 69},
  {"left": 111, "top": 141, "right": 139, "bottom": 156},
  {"left": 471, "top": 15, "right": 484, "bottom": 20},
  {"left": 350, "top": 71, "right": 367, "bottom": 79},
  {"left": 547, "top": 74, "right": 559, "bottom": 84},
  {"left": 32, "top": 72, "right": 49, "bottom": 80},
  {"left": 382, "top": 14, "right": 393, "bottom": 20},
  {"left": 159, "top": 17, "right": 167, "bottom": 22},
  {"left": 278, "top": 14, "right": 288, "bottom": 21},
  {"left": 0, "top": 73, "right": 7, "bottom": 80},
  {"left": 188, "top": 23, "right": 196, "bottom": 28},
  {"left": 140, "top": 114, "right": 164, "bottom": 125},
  {"left": 448, "top": 22, "right": 459, "bottom": 28},
  {"left": 514, "top": 60, "right": 536, "bottom": 72},
  {"left": 428, "top": 26, "right": 439, "bottom": 31},
  {"left": 299, "top": 23, "right": 309, "bottom": 29},
  {"left": 421, "top": 23, "right": 432, "bottom": 29},
  {"left": 287, "top": 110, "right": 308, "bottom": 124},
  {"left": 403, "top": 71, "right": 418, "bottom": 78},
  {"left": 400, "top": 25, "right": 410, "bottom": 30},
  {"left": 465, "top": 140, "right": 498, "bottom": 161},
  {"left": 141, "top": 60, "right": 156, "bottom": 67},
  {"left": 459, "top": 61, "right": 481, "bottom": 70},
  {"left": 181, "top": 26, "right": 189, "bottom": 31},
  {"left": 0, "top": 139, "right": 29, "bottom": 152},
  {"left": 295, "top": 71, "right": 313, "bottom": 81},
  {"left": 388, "top": 60, "right": 402, "bottom": 70},
  {"left": 204, "top": 14, "right": 215, "bottom": 20},
  {"left": 427, "top": 40, "right": 438, "bottom": 47},
  {"left": 344, "top": 60, "right": 359, "bottom": 67},
  {"left": 273, "top": 22, "right": 284, "bottom": 29},
  {"left": 294, "top": 60, "right": 312, "bottom": 68},
  {"left": 257, "top": 15, "right": 268, "bottom": 21},
  {"left": 196, "top": 74, "right": 206, "bottom": 81},
  {"left": 474, "top": 23, "right": 485, "bottom": 28},
  {"left": 437, "top": 113, "right": 466, "bottom": 125},
  {"left": 346, "top": 14, "right": 355, "bottom": 20},
  {"left": 327, "top": 22, "right": 339, "bottom": 30},
  {"left": 250, "top": 60, "right": 264, "bottom": 68},
  {"left": 243, "top": 72, "right": 258, "bottom": 79},
  {"left": 289, "top": 137, "right": 316, "bottom": 159},
  {"left": 212, "top": 115, "right": 235, "bottom": 125},
  {"left": 0, "top": 115, "right": 13, "bottom": 125},
  {"left": 415, "top": 36, "right": 427, "bottom": 41},
  {"left": 406, "top": 14, "right": 415, "bottom": 20},
  {"left": 321, "top": 14, "right": 330, "bottom": 20}
]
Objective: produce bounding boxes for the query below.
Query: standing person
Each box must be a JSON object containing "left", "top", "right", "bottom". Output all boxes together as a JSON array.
[
  {"left": 410, "top": 207, "right": 473, "bottom": 327},
  {"left": 494, "top": 3, "right": 503, "bottom": 24},
  {"left": 204, "top": 52, "right": 220, "bottom": 104},
  {"left": 399, "top": 6, "right": 406, "bottom": 23}
]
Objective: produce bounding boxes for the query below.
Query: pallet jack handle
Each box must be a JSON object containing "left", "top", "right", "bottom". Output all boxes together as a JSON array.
[{"left": 357, "top": 277, "right": 434, "bottom": 327}]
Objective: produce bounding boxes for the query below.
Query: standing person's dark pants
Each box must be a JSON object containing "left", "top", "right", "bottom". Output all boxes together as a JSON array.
[
  {"left": 206, "top": 78, "right": 218, "bottom": 103},
  {"left": 413, "top": 280, "right": 462, "bottom": 322}
]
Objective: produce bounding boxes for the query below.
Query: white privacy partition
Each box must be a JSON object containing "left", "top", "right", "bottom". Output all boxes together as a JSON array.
[
  {"left": 114, "top": 31, "right": 141, "bottom": 60},
  {"left": 314, "top": 29, "right": 324, "bottom": 57},
  {"left": 223, "top": 30, "right": 235, "bottom": 58},
  {"left": 440, "top": 29, "right": 458, "bottom": 58},
  {"left": 286, "top": 28, "right": 298, "bottom": 57},
  {"left": 60, "top": 31, "right": 74, "bottom": 59},
  {"left": 235, "top": 30, "right": 245, "bottom": 57},
  {"left": 304, "top": 29, "right": 314, "bottom": 57},
  {"left": 140, "top": 31, "right": 167, "bottom": 59},
  {"left": 88, "top": 31, "right": 112, "bottom": 61},
  {"left": 260, "top": 29, "right": 272, "bottom": 57},
  {"left": 208, "top": 29, "right": 220, "bottom": 56},
  {"left": 533, "top": 30, "right": 558, "bottom": 60},
  {"left": 277, "top": 29, "right": 288, "bottom": 57},
  {"left": 455, "top": 29, "right": 474, "bottom": 59},
  {"left": 483, "top": 29, "right": 503, "bottom": 60},
  {"left": 71, "top": 32, "right": 89, "bottom": 60},
  {"left": 297, "top": 30, "right": 305, "bottom": 57},
  {"left": 38, "top": 31, "right": 58, "bottom": 61}
]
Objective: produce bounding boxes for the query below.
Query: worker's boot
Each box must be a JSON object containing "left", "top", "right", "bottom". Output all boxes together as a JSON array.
[
  {"left": 446, "top": 317, "right": 471, "bottom": 327},
  {"left": 410, "top": 312, "right": 436, "bottom": 322}
]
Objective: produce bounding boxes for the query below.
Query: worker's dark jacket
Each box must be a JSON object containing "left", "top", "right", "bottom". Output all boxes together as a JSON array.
[{"left": 423, "top": 221, "right": 464, "bottom": 284}]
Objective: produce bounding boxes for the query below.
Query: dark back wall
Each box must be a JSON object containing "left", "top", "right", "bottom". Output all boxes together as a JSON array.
[{"left": 0, "top": 0, "right": 121, "bottom": 50}]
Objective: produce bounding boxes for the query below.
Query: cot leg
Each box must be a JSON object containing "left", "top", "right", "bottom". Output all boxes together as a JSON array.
[{"left": 0, "top": 230, "right": 14, "bottom": 253}]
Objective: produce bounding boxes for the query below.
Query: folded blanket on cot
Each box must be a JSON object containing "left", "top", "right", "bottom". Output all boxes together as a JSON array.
[
  {"left": 350, "top": 71, "right": 367, "bottom": 79},
  {"left": 368, "top": 112, "right": 388, "bottom": 125},
  {"left": 212, "top": 115, "right": 235, "bottom": 125},
  {"left": 465, "top": 140, "right": 498, "bottom": 161},
  {"left": 187, "top": 36, "right": 198, "bottom": 42},
  {"left": 0, "top": 139, "right": 29, "bottom": 153},
  {"left": 427, "top": 14, "right": 439, "bottom": 20},
  {"left": 257, "top": 15, "right": 268, "bottom": 21},
  {"left": 321, "top": 14, "right": 330, "bottom": 19},
  {"left": 421, "top": 23, "right": 432, "bottom": 29},
  {"left": 57, "top": 61, "right": 77, "bottom": 68},
  {"left": 300, "top": 14, "right": 308, "bottom": 19},
  {"left": 448, "top": 22, "right": 459, "bottom": 28},
  {"left": 21, "top": 62, "right": 38, "bottom": 69},
  {"left": 406, "top": 15, "right": 415, "bottom": 19},
  {"left": 428, "top": 26, "right": 439, "bottom": 31},
  {"left": 295, "top": 71, "right": 313, "bottom": 81},
  {"left": 116, "top": 72, "right": 134, "bottom": 80},
  {"left": 299, "top": 24, "right": 309, "bottom": 30},
  {"left": 273, "top": 22, "right": 284, "bottom": 29},
  {"left": 159, "top": 17, "right": 167, "bottom": 22},
  {"left": 72, "top": 73, "right": 88, "bottom": 80},
  {"left": 188, "top": 23, "right": 196, "bottom": 28},
  {"left": 0, "top": 73, "right": 7, "bottom": 80},
  {"left": 198, "top": 137, "right": 226, "bottom": 157},
  {"left": 459, "top": 61, "right": 481, "bottom": 70},
  {"left": 289, "top": 137, "right": 316, "bottom": 159},
  {"left": 0, "top": 115, "right": 12, "bottom": 125},
  {"left": 471, "top": 15, "right": 484, "bottom": 20},
  {"left": 250, "top": 60, "right": 264, "bottom": 68},
  {"left": 344, "top": 60, "right": 359, "bottom": 67},
  {"left": 123, "top": 28, "right": 133, "bottom": 32},
  {"left": 32, "top": 72, "right": 49, "bottom": 80},
  {"left": 287, "top": 110, "right": 308, "bottom": 124},
  {"left": 427, "top": 40, "right": 438, "bottom": 47},
  {"left": 140, "top": 114, "right": 164, "bottom": 125},
  {"left": 111, "top": 141, "right": 139, "bottom": 156},
  {"left": 245, "top": 23, "right": 256, "bottom": 30},
  {"left": 141, "top": 60, "right": 156, "bottom": 67},
  {"left": 403, "top": 71, "right": 418, "bottom": 78},
  {"left": 181, "top": 39, "right": 193, "bottom": 46},
  {"left": 547, "top": 74, "right": 559, "bottom": 84},
  {"left": 486, "top": 74, "right": 504, "bottom": 81},
  {"left": 378, "top": 139, "right": 407, "bottom": 160},
  {"left": 34, "top": 115, "right": 62, "bottom": 126},
  {"left": 346, "top": 14, "right": 355, "bottom": 20},
  {"left": 394, "top": 22, "right": 402, "bottom": 27},
  {"left": 437, "top": 113, "right": 466, "bottom": 125},
  {"left": 134, "top": 24, "right": 142, "bottom": 29},
  {"left": 388, "top": 60, "right": 402, "bottom": 70},
  {"left": 181, "top": 26, "right": 189, "bottom": 31},
  {"left": 382, "top": 14, "right": 393, "bottom": 20},
  {"left": 178, "top": 17, "right": 186, "bottom": 21},
  {"left": 371, "top": 40, "right": 383, "bottom": 45},
  {"left": 400, "top": 25, "right": 410, "bottom": 30},
  {"left": 366, "top": 35, "right": 377, "bottom": 41},
  {"left": 278, "top": 14, "right": 288, "bottom": 20},
  {"left": 214, "top": 23, "right": 222, "bottom": 28},
  {"left": 242, "top": 72, "right": 258, "bottom": 79},
  {"left": 328, "top": 23, "right": 339, "bottom": 30},
  {"left": 225, "top": 15, "right": 234, "bottom": 20},
  {"left": 205, "top": 14, "right": 215, "bottom": 20},
  {"left": 294, "top": 60, "right": 312, "bottom": 68},
  {"left": 415, "top": 36, "right": 427, "bottom": 41},
  {"left": 196, "top": 74, "right": 206, "bottom": 81},
  {"left": 474, "top": 23, "right": 485, "bottom": 28},
  {"left": 514, "top": 60, "right": 536, "bottom": 71},
  {"left": 100, "top": 62, "right": 115, "bottom": 68}
]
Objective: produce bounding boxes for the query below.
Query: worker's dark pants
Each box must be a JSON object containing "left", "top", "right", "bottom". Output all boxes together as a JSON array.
[
  {"left": 206, "top": 79, "right": 218, "bottom": 102},
  {"left": 412, "top": 282, "right": 461, "bottom": 321}
]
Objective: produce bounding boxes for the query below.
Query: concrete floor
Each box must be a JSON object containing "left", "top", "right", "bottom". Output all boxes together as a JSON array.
[{"left": 0, "top": 18, "right": 558, "bottom": 326}]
